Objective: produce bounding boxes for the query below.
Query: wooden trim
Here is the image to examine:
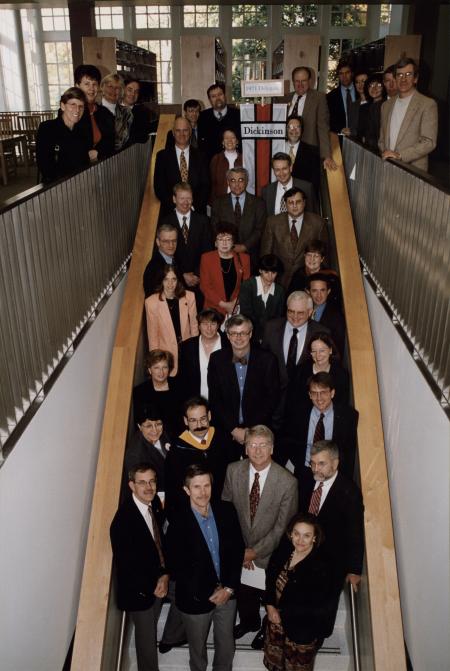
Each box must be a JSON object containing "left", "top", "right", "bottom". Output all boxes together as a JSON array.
[
  {"left": 327, "top": 133, "right": 406, "bottom": 671},
  {"left": 70, "top": 116, "right": 175, "bottom": 671}
]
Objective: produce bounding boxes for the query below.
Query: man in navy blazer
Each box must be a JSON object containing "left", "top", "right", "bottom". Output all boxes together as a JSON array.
[
  {"left": 327, "top": 59, "right": 356, "bottom": 134},
  {"left": 261, "top": 151, "right": 319, "bottom": 214},
  {"left": 154, "top": 115, "right": 209, "bottom": 217},
  {"left": 110, "top": 463, "right": 168, "bottom": 671}
]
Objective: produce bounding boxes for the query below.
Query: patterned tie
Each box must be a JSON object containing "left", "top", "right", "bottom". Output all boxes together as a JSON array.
[
  {"left": 308, "top": 482, "right": 323, "bottom": 516},
  {"left": 346, "top": 88, "right": 352, "bottom": 126},
  {"left": 313, "top": 413, "right": 325, "bottom": 444},
  {"left": 286, "top": 327, "right": 298, "bottom": 379},
  {"left": 289, "top": 144, "right": 296, "bottom": 163},
  {"left": 290, "top": 219, "right": 298, "bottom": 247},
  {"left": 182, "top": 215, "right": 189, "bottom": 243},
  {"left": 180, "top": 149, "right": 188, "bottom": 182},
  {"left": 279, "top": 186, "right": 287, "bottom": 213},
  {"left": 218, "top": 111, "right": 223, "bottom": 121},
  {"left": 290, "top": 94, "right": 301, "bottom": 118},
  {"left": 148, "top": 504, "right": 165, "bottom": 566},
  {"left": 249, "top": 472, "right": 260, "bottom": 524},
  {"left": 234, "top": 196, "right": 242, "bottom": 227}
]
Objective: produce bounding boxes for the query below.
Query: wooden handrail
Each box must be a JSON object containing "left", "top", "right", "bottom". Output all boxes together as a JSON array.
[
  {"left": 71, "top": 115, "right": 175, "bottom": 671},
  {"left": 326, "top": 133, "right": 406, "bottom": 671}
]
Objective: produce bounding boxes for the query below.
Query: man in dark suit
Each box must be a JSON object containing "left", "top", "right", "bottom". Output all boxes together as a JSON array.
[
  {"left": 211, "top": 166, "right": 266, "bottom": 271},
  {"left": 166, "top": 464, "right": 244, "bottom": 671},
  {"left": 285, "top": 116, "right": 322, "bottom": 195},
  {"left": 260, "top": 187, "right": 329, "bottom": 290},
  {"left": 284, "top": 371, "right": 358, "bottom": 482},
  {"left": 261, "top": 151, "right": 319, "bottom": 214},
  {"left": 306, "top": 272, "right": 346, "bottom": 358},
  {"left": 197, "top": 83, "right": 241, "bottom": 162},
  {"left": 110, "top": 463, "right": 168, "bottom": 671},
  {"left": 166, "top": 98, "right": 202, "bottom": 149},
  {"left": 154, "top": 115, "right": 209, "bottom": 216},
  {"left": 143, "top": 223, "right": 178, "bottom": 297},
  {"left": 327, "top": 59, "right": 356, "bottom": 134},
  {"left": 300, "top": 440, "right": 364, "bottom": 599},
  {"left": 208, "top": 314, "right": 280, "bottom": 449},
  {"left": 287, "top": 66, "right": 336, "bottom": 171},
  {"left": 222, "top": 425, "right": 298, "bottom": 648},
  {"left": 160, "top": 182, "right": 213, "bottom": 307}
]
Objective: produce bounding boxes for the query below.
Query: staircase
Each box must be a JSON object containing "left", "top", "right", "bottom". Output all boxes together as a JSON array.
[{"left": 122, "top": 594, "right": 352, "bottom": 671}]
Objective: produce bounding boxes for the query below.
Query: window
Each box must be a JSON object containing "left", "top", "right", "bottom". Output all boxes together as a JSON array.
[
  {"left": 232, "top": 38, "right": 267, "bottom": 102},
  {"left": 232, "top": 5, "right": 268, "bottom": 28},
  {"left": 41, "top": 8, "right": 70, "bottom": 32},
  {"left": 380, "top": 4, "right": 392, "bottom": 25},
  {"left": 330, "top": 4, "right": 367, "bottom": 27},
  {"left": 95, "top": 6, "right": 123, "bottom": 30},
  {"left": 137, "top": 39, "right": 172, "bottom": 103},
  {"left": 327, "top": 38, "right": 365, "bottom": 90},
  {"left": 281, "top": 4, "right": 318, "bottom": 27},
  {"left": 184, "top": 5, "right": 219, "bottom": 28},
  {"left": 44, "top": 41, "right": 73, "bottom": 108},
  {"left": 135, "top": 6, "right": 171, "bottom": 29}
]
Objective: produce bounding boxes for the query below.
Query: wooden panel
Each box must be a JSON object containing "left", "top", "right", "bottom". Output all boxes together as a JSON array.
[
  {"left": 384, "top": 35, "right": 422, "bottom": 68},
  {"left": 82, "top": 36, "right": 117, "bottom": 79},
  {"left": 180, "top": 35, "right": 228, "bottom": 106},
  {"left": 283, "top": 35, "right": 321, "bottom": 89},
  {"left": 70, "top": 116, "right": 175, "bottom": 671},
  {"left": 327, "top": 133, "right": 407, "bottom": 671}
]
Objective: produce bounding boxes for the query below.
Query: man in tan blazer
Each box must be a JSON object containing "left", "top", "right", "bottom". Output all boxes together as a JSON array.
[
  {"left": 379, "top": 57, "right": 438, "bottom": 172},
  {"left": 260, "top": 186, "right": 329, "bottom": 290},
  {"left": 222, "top": 425, "right": 298, "bottom": 648},
  {"left": 288, "top": 66, "right": 336, "bottom": 171}
]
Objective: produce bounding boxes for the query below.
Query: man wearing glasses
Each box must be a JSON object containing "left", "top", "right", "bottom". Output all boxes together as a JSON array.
[
  {"left": 379, "top": 57, "right": 438, "bottom": 172},
  {"left": 208, "top": 314, "right": 280, "bottom": 450}
]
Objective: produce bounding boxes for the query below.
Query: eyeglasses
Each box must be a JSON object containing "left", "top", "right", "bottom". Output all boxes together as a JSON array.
[
  {"left": 228, "top": 330, "right": 251, "bottom": 338},
  {"left": 140, "top": 421, "right": 163, "bottom": 429},
  {"left": 247, "top": 442, "right": 271, "bottom": 449},
  {"left": 134, "top": 479, "right": 157, "bottom": 486},
  {"left": 369, "top": 82, "right": 383, "bottom": 88},
  {"left": 187, "top": 416, "right": 209, "bottom": 424},
  {"left": 229, "top": 177, "right": 246, "bottom": 183},
  {"left": 396, "top": 72, "right": 415, "bottom": 80},
  {"left": 216, "top": 235, "right": 234, "bottom": 242},
  {"left": 287, "top": 309, "right": 308, "bottom": 317},
  {"left": 305, "top": 253, "right": 322, "bottom": 260}
]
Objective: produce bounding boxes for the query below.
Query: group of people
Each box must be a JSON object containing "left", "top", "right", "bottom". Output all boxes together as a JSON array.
[
  {"left": 110, "top": 73, "right": 369, "bottom": 671},
  {"left": 36, "top": 64, "right": 155, "bottom": 182}
]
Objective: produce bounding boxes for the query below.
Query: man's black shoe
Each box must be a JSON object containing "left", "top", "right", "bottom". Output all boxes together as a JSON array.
[
  {"left": 250, "top": 627, "right": 266, "bottom": 650},
  {"left": 233, "top": 623, "right": 260, "bottom": 639},
  {"left": 158, "top": 639, "right": 187, "bottom": 653}
]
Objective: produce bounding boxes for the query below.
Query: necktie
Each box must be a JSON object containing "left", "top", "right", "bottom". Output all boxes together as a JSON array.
[
  {"left": 289, "top": 144, "right": 296, "bottom": 163},
  {"left": 180, "top": 149, "right": 188, "bottom": 182},
  {"left": 148, "top": 505, "right": 165, "bottom": 566},
  {"left": 200, "top": 438, "right": 207, "bottom": 445},
  {"left": 232, "top": 355, "right": 248, "bottom": 365},
  {"left": 191, "top": 127, "right": 198, "bottom": 148},
  {"left": 313, "top": 412, "right": 325, "bottom": 444},
  {"left": 182, "top": 215, "right": 188, "bottom": 243},
  {"left": 290, "top": 94, "right": 301, "bottom": 118},
  {"left": 286, "top": 327, "right": 298, "bottom": 379},
  {"left": 346, "top": 88, "right": 352, "bottom": 126},
  {"left": 249, "top": 472, "right": 260, "bottom": 523},
  {"left": 290, "top": 219, "right": 298, "bottom": 247},
  {"left": 308, "top": 482, "right": 323, "bottom": 516},
  {"left": 218, "top": 111, "right": 223, "bottom": 121},
  {"left": 279, "top": 186, "right": 287, "bottom": 213},
  {"left": 234, "top": 197, "right": 242, "bottom": 227}
]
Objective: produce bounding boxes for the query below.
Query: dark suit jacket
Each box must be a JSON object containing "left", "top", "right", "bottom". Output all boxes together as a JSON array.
[
  {"left": 210, "top": 192, "right": 266, "bottom": 265},
  {"left": 327, "top": 86, "right": 348, "bottom": 134},
  {"left": 179, "top": 332, "right": 228, "bottom": 400},
  {"left": 154, "top": 145, "right": 210, "bottom": 216},
  {"left": 198, "top": 106, "right": 242, "bottom": 161},
  {"left": 77, "top": 103, "right": 115, "bottom": 159},
  {"left": 127, "top": 104, "right": 152, "bottom": 145},
  {"left": 286, "top": 359, "right": 350, "bottom": 410},
  {"left": 124, "top": 430, "right": 171, "bottom": 491},
  {"left": 291, "top": 141, "right": 321, "bottom": 196},
  {"left": 261, "top": 176, "right": 318, "bottom": 215},
  {"left": 208, "top": 345, "right": 280, "bottom": 432},
  {"left": 143, "top": 252, "right": 177, "bottom": 298},
  {"left": 161, "top": 211, "right": 213, "bottom": 276},
  {"left": 166, "top": 500, "right": 244, "bottom": 614},
  {"left": 110, "top": 495, "right": 167, "bottom": 612},
  {"left": 315, "top": 302, "right": 346, "bottom": 359},
  {"left": 209, "top": 150, "right": 243, "bottom": 203},
  {"left": 238, "top": 277, "right": 286, "bottom": 344},
  {"left": 299, "top": 472, "right": 364, "bottom": 583}
]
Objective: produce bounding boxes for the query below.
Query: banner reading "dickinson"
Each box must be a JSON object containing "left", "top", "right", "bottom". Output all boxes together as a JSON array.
[{"left": 241, "top": 123, "right": 286, "bottom": 138}]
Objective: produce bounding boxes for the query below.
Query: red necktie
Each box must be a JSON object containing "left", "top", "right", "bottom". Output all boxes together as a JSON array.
[
  {"left": 148, "top": 505, "right": 165, "bottom": 566},
  {"left": 313, "top": 413, "right": 325, "bottom": 443},
  {"left": 249, "top": 472, "right": 260, "bottom": 524},
  {"left": 290, "top": 219, "right": 298, "bottom": 247},
  {"left": 308, "top": 482, "right": 323, "bottom": 516}
]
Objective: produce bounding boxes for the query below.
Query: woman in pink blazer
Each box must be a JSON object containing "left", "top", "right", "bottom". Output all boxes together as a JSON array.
[
  {"left": 200, "top": 222, "right": 251, "bottom": 317},
  {"left": 145, "top": 265, "right": 198, "bottom": 375}
]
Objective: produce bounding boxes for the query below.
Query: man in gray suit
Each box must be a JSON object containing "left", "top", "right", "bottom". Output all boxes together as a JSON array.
[
  {"left": 261, "top": 152, "right": 319, "bottom": 215},
  {"left": 260, "top": 186, "right": 329, "bottom": 290},
  {"left": 211, "top": 167, "right": 266, "bottom": 270},
  {"left": 222, "top": 425, "right": 298, "bottom": 648},
  {"left": 379, "top": 57, "right": 438, "bottom": 172}
]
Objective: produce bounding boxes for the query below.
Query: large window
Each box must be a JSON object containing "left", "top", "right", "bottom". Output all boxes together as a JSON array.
[
  {"left": 95, "top": 6, "right": 123, "bottom": 30},
  {"left": 41, "top": 8, "right": 70, "bottom": 32},
  {"left": 327, "top": 37, "right": 365, "bottom": 90},
  {"left": 44, "top": 41, "right": 73, "bottom": 108},
  {"left": 135, "top": 6, "right": 171, "bottom": 29},
  {"left": 281, "top": 4, "right": 318, "bottom": 27},
  {"left": 330, "top": 4, "right": 367, "bottom": 27},
  {"left": 232, "top": 4, "right": 268, "bottom": 28},
  {"left": 380, "top": 4, "right": 392, "bottom": 25},
  {"left": 183, "top": 5, "right": 220, "bottom": 28},
  {"left": 137, "top": 39, "right": 172, "bottom": 103},
  {"left": 232, "top": 38, "right": 267, "bottom": 102}
]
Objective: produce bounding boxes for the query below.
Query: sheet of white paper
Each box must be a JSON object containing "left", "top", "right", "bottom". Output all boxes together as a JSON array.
[
  {"left": 349, "top": 163, "right": 356, "bottom": 180},
  {"left": 285, "top": 459, "right": 295, "bottom": 473},
  {"left": 241, "top": 565, "right": 266, "bottom": 590}
]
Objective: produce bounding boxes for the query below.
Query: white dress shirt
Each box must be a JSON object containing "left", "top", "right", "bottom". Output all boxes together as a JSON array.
[
  {"left": 288, "top": 93, "right": 306, "bottom": 117},
  {"left": 175, "top": 144, "right": 190, "bottom": 170},
  {"left": 175, "top": 209, "right": 191, "bottom": 229},
  {"left": 255, "top": 275, "right": 275, "bottom": 306},
  {"left": 132, "top": 494, "right": 156, "bottom": 539},
  {"left": 283, "top": 320, "right": 308, "bottom": 364},
  {"left": 275, "top": 177, "right": 294, "bottom": 214},
  {"left": 311, "top": 470, "right": 338, "bottom": 511},
  {"left": 199, "top": 336, "right": 222, "bottom": 399}
]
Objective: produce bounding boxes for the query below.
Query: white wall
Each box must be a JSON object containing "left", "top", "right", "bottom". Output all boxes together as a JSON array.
[
  {"left": 365, "top": 279, "right": 450, "bottom": 671},
  {"left": 0, "top": 276, "right": 126, "bottom": 671}
]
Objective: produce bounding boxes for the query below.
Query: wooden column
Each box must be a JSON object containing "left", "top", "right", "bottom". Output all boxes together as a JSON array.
[{"left": 68, "top": 0, "right": 96, "bottom": 72}]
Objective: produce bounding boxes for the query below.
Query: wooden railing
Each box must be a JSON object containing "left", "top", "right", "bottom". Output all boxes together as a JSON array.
[
  {"left": 326, "top": 133, "right": 406, "bottom": 671},
  {"left": 70, "top": 114, "right": 175, "bottom": 671}
]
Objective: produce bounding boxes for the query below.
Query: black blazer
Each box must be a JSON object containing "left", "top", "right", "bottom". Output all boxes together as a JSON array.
[
  {"left": 124, "top": 430, "right": 171, "bottom": 491},
  {"left": 198, "top": 106, "right": 242, "bottom": 162},
  {"left": 179, "top": 333, "right": 228, "bottom": 400},
  {"left": 166, "top": 500, "right": 245, "bottom": 614},
  {"left": 110, "top": 495, "right": 167, "bottom": 612},
  {"left": 299, "top": 472, "right": 364, "bottom": 583},
  {"left": 286, "top": 359, "right": 350, "bottom": 410},
  {"left": 77, "top": 103, "right": 115, "bottom": 159},
  {"left": 291, "top": 141, "right": 321, "bottom": 197},
  {"left": 327, "top": 86, "right": 348, "bottom": 134},
  {"left": 238, "top": 277, "right": 286, "bottom": 344},
  {"left": 161, "top": 211, "right": 213, "bottom": 276},
  {"left": 154, "top": 146, "right": 210, "bottom": 216},
  {"left": 36, "top": 117, "right": 91, "bottom": 183},
  {"left": 266, "top": 537, "right": 336, "bottom": 643},
  {"left": 127, "top": 104, "right": 152, "bottom": 145},
  {"left": 208, "top": 345, "right": 280, "bottom": 432},
  {"left": 132, "top": 377, "right": 183, "bottom": 437},
  {"left": 315, "top": 302, "right": 346, "bottom": 359}
]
